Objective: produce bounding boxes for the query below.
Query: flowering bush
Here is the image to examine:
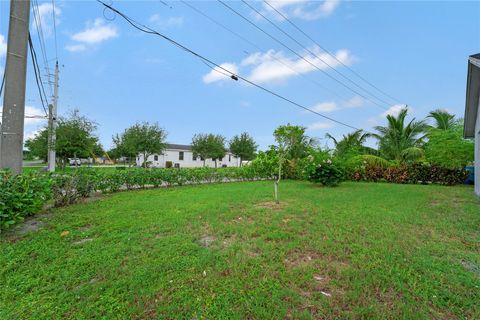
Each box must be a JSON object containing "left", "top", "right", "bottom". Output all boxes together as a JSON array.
[{"left": 307, "top": 159, "right": 345, "bottom": 187}]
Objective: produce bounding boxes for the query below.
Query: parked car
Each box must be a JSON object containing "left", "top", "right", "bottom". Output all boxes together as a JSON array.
[{"left": 69, "top": 158, "right": 81, "bottom": 166}]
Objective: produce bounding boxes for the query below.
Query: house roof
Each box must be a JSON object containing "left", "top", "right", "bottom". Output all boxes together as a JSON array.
[
  {"left": 165, "top": 144, "right": 192, "bottom": 151},
  {"left": 464, "top": 53, "right": 480, "bottom": 138}
]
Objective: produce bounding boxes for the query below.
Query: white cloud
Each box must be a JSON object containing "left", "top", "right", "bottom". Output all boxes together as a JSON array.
[
  {"left": 0, "top": 34, "right": 6, "bottom": 58},
  {"left": 71, "top": 18, "right": 118, "bottom": 44},
  {"left": 344, "top": 96, "right": 364, "bottom": 108},
  {"left": 202, "top": 63, "right": 239, "bottom": 84},
  {"left": 311, "top": 101, "right": 338, "bottom": 112},
  {"left": 244, "top": 47, "right": 353, "bottom": 84},
  {"left": 149, "top": 14, "right": 184, "bottom": 29},
  {"left": 65, "top": 44, "right": 86, "bottom": 52},
  {"left": 382, "top": 104, "right": 409, "bottom": 118},
  {"left": 24, "top": 128, "right": 42, "bottom": 142},
  {"left": 293, "top": 0, "right": 340, "bottom": 20},
  {"left": 31, "top": 3, "right": 61, "bottom": 37},
  {"left": 203, "top": 47, "right": 354, "bottom": 85},
  {"left": 307, "top": 121, "right": 334, "bottom": 130},
  {"left": 260, "top": 0, "right": 340, "bottom": 21},
  {"left": 0, "top": 105, "right": 47, "bottom": 126}
]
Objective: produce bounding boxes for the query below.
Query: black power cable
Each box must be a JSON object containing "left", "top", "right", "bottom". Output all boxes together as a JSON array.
[{"left": 97, "top": 0, "right": 367, "bottom": 132}]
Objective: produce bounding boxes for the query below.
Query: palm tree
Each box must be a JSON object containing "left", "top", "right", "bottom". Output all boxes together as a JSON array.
[
  {"left": 373, "top": 108, "right": 428, "bottom": 162},
  {"left": 325, "top": 130, "right": 372, "bottom": 158},
  {"left": 428, "top": 109, "right": 455, "bottom": 130}
]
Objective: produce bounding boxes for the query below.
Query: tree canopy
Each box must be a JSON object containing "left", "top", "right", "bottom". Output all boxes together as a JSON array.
[
  {"left": 229, "top": 132, "right": 257, "bottom": 166},
  {"left": 428, "top": 109, "right": 456, "bottom": 130},
  {"left": 191, "top": 133, "right": 226, "bottom": 167},
  {"left": 113, "top": 122, "right": 167, "bottom": 168},
  {"left": 373, "top": 108, "right": 428, "bottom": 162}
]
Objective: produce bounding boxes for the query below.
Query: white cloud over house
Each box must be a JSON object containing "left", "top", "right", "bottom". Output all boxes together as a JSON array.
[{"left": 66, "top": 18, "right": 118, "bottom": 52}]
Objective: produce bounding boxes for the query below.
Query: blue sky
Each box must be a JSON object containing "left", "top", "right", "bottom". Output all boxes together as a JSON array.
[{"left": 1, "top": 0, "right": 479, "bottom": 150}]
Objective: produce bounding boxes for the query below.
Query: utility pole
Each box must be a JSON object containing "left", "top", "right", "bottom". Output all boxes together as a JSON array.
[
  {"left": 47, "top": 62, "right": 59, "bottom": 172},
  {"left": 0, "top": 0, "right": 31, "bottom": 174}
]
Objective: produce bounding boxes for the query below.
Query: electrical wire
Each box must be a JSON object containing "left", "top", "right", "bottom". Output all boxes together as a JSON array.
[
  {"left": 179, "top": 0, "right": 354, "bottom": 103},
  {"left": 31, "top": 0, "right": 53, "bottom": 96},
  {"left": 263, "top": 0, "right": 401, "bottom": 105},
  {"left": 219, "top": 0, "right": 388, "bottom": 110},
  {"left": 243, "top": 0, "right": 393, "bottom": 107},
  {"left": 98, "top": 0, "right": 365, "bottom": 132},
  {"left": 51, "top": 0, "right": 59, "bottom": 62},
  {"left": 28, "top": 34, "right": 49, "bottom": 116}
]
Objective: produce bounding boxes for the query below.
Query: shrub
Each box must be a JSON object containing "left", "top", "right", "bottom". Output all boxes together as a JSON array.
[
  {"left": 0, "top": 171, "right": 52, "bottom": 230},
  {"left": 307, "top": 159, "right": 345, "bottom": 187}
]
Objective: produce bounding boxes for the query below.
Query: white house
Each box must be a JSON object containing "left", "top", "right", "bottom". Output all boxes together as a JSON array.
[
  {"left": 464, "top": 53, "right": 480, "bottom": 196},
  {"left": 136, "top": 144, "right": 241, "bottom": 168}
]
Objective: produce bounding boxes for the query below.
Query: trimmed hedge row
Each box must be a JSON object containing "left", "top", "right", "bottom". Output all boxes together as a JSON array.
[
  {"left": 348, "top": 163, "right": 468, "bottom": 186},
  {"left": 0, "top": 167, "right": 273, "bottom": 231}
]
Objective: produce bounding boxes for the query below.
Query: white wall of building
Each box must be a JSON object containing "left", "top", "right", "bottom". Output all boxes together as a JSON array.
[{"left": 136, "top": 148, "right": 240, "bottom": 168}]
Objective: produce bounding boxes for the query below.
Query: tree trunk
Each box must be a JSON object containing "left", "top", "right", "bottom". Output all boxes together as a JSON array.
[
  {"left": 215, "top": 159, "right": 217, "bottom": 168},
  {"left": 274, "top": 156, "right": 283, "bottom": 204},
  {"left": 203, "top": 159, "right": 206, "bottom": 167},
  {"left": 239, "top": 157, "right": 242, "bottom": 167},
  {"left": 143, "top": 152, "right": 147, "bottom": 169}
]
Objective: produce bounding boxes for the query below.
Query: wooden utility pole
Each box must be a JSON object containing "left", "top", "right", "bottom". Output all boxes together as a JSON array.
[
  {"left": 47, "top": 62, "right": 59, "bottom": 172},
  {"left": 0, "top": 0, "right": 31, "bottom": 174}
]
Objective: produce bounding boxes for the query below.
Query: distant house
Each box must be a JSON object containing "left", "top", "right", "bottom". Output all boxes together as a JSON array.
[
  {"left": 464, "top": 53, "right": 480, "bottom": 196},
  {"left": 136, "top": 144, "right": 240, "bottom": 168}
]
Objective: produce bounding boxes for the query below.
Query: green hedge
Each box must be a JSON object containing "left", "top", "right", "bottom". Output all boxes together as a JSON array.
[
  {"left": 0, "top": 167, "right": 273, "bottom": 231},
  {"left": 348, "top": 163, "right": 468, "bottom": 186}
]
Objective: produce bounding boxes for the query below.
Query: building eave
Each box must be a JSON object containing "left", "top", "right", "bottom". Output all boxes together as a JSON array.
[{"left": 464, "top": 53, "right": 480, "bottom": 138}]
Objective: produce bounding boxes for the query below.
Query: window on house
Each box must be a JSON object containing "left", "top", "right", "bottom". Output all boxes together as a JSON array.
[
  {"left": 200, "top": 156, "right": 205, "bottom": 161},
  {"left": 154, "top": 155, "right": 158, "bottom": 161},
  {"left": 179, "top": 151, "right": 184, "bottom": 160},
  {"left": 193, "top": 154, "right": 197, "bottom": 161},
  {"left": 212, "top": 158, "right": 216, "bottom": 162}
]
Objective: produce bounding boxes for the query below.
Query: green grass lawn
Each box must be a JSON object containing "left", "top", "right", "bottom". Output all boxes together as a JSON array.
[{"left": 1, "top": 181, "right": 479, "bottom": 319}]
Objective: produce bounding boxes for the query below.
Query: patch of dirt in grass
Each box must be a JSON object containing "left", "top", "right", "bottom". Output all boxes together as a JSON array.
[
  {"left": 461, "top": 260, "right": 480, "bottom": 277},
  {"left": 284, "top": 250, "right": 321, "bottom": 268},
  {"left": 78, "top": 224, "right": 92, "bottom": 232},
  {"left": 255, "top": 201, "right": 287, "bottom": 210},
  {"left": 77, "top": 193, "right": 104, "bottom": 204},
  {"left": 3, "top": 213, "right": 53, "bottom": 242},
  {"left": 72, "top": 237, "right": 94, "bottom": 245},
  {"left": 197, "top": 235, "right": 216, "bottom": 247}
]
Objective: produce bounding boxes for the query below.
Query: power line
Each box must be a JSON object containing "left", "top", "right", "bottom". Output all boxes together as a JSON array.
[
  {"left": 31, "top": 0, "right": 53, "bottom": 97},
  {"left": 243, "top": 0, "right": 392, "bottom": 107},
  {"left": 179, "top": 0, "right": 354, "bottom": 103},
  {"left": 28, "top": 34, "right": 49, "bottom": 116},
  {"left": 219, "top": 0, "right": 388, "bottom": 111},
  {"left": 263, "top": 0, "right": 401, "bottom": 105},
  {"left": 51, "top": 0, "right": 59, "bottom": 62},
  {"left": 98, "top": 0, "right": 365, "bottom": 132}
]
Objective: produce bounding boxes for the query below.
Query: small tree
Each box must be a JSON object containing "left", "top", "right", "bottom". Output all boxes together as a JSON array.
[
  {"left": 425, "top": 121, "right": 474, "bottom": 168},
  {"left": 273, "top": 124, "right": 311, "bottom": 203},
  {"left": 25, "top": 129, "right": 49, "bottom": 162},
  {"left": 191, "top": 133, "right": 226, "bottom": 168},
  {"left": 113, "top": 122, "right": 167, "bottom": 168},
  {"left": 56, "top": 110, "right": 100, "bottom": 168},
  {"left": 229, "top": 132, "right": 257, "bottom": 166}
]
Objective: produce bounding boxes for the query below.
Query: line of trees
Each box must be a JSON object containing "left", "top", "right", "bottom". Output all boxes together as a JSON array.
[{"left": 25, "top": 111, "right": 258, "bottom": 169}]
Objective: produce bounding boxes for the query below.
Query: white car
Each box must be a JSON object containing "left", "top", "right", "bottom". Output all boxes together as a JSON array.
[{"left": 68, "top": 158, "right": 81, "bottom": 166}]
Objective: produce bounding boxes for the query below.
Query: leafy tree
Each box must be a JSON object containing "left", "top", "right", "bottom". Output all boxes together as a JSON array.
[
  {"left": 425, "top": 122, "right": 474, "bottom": 168},
  {"left": 273, "top": 124, "right": 313, "bottom": 203},
  {"left": 25, "top": 128, "right": 49, "bottom": 162},
  {"left": 325, "top": 129, "right": 374, "bottom": 159},
  {"left": 191, "top": 133, "right": 226, "bottom": 168},
  {"left": 373, "top": 108, "right": 428, "bottom": 162},
  {"left": 55, "top": 110, "right": 100, "bottom": 168},
  {"left": 113, "top": 122, "right": 167, "bottom": 168},
  {"left": 428, "top": 109, "right": 455, "bottom": 130},
  {"left": 229, "top": 132, "right": 257, "bottom": 166}
]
